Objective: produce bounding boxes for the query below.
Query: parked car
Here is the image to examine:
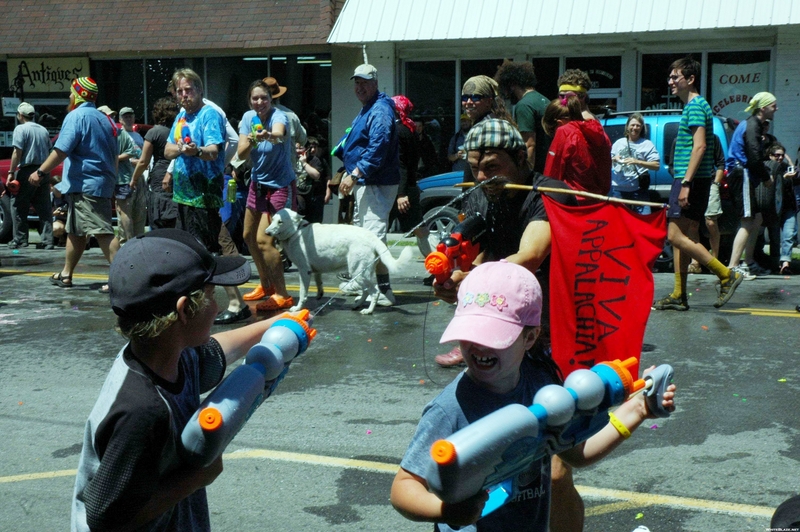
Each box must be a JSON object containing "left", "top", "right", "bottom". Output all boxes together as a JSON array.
[{"left": 415, "top": 111, "right": 740, "bottom": 267}]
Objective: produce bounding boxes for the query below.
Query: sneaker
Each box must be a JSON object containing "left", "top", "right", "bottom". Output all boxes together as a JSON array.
[
  {"left": 653, "top": 294, "right": 689, "bottom": 311},
  {"left": 745, "top": 261, "right": 771, "bottom": 276},
  {"left": 8, "top": 240, "right": 28, "bottom": 249},
  {"left": 337, "top": 272, "right": 352, "bottom": 282},
  {"left": 714, "top": 269, "right": 744, "bottom": 308},
  {"left": 339, "top": 280, "right": 362, "bottom": 295},
  {"left": 435, "top": 346, "right": 465, "bottom": 367},
  {"left": 731, "top": 265, "right": 756, "bottom": 281}
]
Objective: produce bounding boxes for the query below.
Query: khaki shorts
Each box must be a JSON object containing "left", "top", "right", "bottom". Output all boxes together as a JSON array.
[
  {"left": 65, "top": 193, "right": 114, "bottom": 237},
  {"left": 705, "top": 182, "right": 723, "bottom": 217}
]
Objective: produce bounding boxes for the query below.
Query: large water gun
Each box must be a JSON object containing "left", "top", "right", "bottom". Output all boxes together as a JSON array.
[
  {"left": 426, "top": 358, "right": 674, "bottom": 517},
  {"left": 423, "top": 213, "right": 486, "bottom": 285},
  {"left": 331, "top": 127, "right": 352, "bottom": 157},
  {"left": 180, "top": 311, "right": 316, "bottom": 468}
]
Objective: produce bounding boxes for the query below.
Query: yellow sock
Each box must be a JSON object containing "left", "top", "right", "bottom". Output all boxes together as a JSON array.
[
  {"left": 672, "top": 273, "right": 687, "bottom": 299},
  {"left": 705, "top": 258, "right": 730, "bottom": 282}
]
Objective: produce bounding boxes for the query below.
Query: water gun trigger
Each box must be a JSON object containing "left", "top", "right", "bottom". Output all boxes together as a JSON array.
[{"left": 643, "top": 364, "right": 674, "bottom": 418}]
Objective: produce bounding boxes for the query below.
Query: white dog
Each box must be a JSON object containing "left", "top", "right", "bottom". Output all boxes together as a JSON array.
[{"left": 265, "top": 208, "right": 414, "bottom": 314}]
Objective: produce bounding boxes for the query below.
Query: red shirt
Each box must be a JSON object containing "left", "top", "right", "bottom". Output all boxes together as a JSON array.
[{"left": 544, "top": 119, "right": 611, "bottom": 201}]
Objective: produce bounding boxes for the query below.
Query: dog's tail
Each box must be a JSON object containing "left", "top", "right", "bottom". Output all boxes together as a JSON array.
[{"left": 375, "top": 243, "right": 415, "bottom": 274}]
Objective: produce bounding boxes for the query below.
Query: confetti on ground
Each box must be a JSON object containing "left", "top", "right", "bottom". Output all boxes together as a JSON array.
[
  {"left": 635, "top": 512, "right": 644, "bottom": 519},
  {"left": 366, "top": 430, "right": 372, "bottom": 435},
  {"left": 733, "top": 393, "right": 739, "bottom": 397},
  {"left": 335, "top": 336, "right": 340, "bottom": 340},
  {"left": 779, "top": 378, "right": 787, "bottom": 383},
  {"left": 695, "top": 288, "right": 700, "bottom": 292},
  {"left": 383, "top": 346, "right": 388, "bottom": 350},
  {"left": 419, "top": 380, "right": 425, "bottom": 384},
  {"left": 433, "top": 301, "right": 440, "bottom": 306},
  {"left": 650, "top": 424, "right": 658, "bottom": 430},
  {"left": 701, "top": 325, "right": 708, "bottom": 331},
  {"left": 367, "top": 338, "right": 372, "bottom": 342},
  {"left": 18, "top": 402, "right": 23, "bottom": 406}
]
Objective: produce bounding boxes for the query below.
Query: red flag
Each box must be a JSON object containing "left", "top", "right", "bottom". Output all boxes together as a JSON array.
[{"left": 543, "top": 196, "right": 666, "bottom": 378}]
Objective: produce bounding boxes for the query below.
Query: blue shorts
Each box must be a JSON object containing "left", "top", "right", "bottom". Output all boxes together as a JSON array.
[{"left": 666, "top": 178, "right": 712, "bottom": 222}]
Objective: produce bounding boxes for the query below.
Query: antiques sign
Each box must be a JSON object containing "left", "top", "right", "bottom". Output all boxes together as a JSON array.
[{"left": 8, "top": 57, "right": 88, "bottom": 93}]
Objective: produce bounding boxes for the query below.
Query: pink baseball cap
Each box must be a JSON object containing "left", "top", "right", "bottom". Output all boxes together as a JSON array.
[{"left": 440, "top": 260, "right": 542, "bottom": 349}]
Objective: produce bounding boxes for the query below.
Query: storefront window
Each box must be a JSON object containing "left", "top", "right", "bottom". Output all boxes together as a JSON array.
[
  {"left": 531, "top": 57, "right": 560, "bottom": 100},
  {"left": 406, "top": 60, "right": 456, "bottom": 169},
  {"left": 143, "top": 58, "right": 203, "bottom": 122}
]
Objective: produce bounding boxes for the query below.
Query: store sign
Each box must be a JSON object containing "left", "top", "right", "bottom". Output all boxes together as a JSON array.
[
  {"left": 710, "top": 62, "right": 769, "bottom": 121},
  {"left": 7, "top": 57, "right": 88, "bottom": 93}
]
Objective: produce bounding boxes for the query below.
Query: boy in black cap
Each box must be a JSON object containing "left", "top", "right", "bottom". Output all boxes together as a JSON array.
[{"left": 71, "top": 228, "right": 291, "bottom": 531}]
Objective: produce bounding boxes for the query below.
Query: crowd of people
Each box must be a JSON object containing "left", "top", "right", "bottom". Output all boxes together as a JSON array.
[{"left": 1, "top": 56, "right": 797, "bottom": 531}]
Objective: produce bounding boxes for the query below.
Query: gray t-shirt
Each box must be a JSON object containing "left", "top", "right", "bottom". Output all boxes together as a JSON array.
[
  {"left": 12, "top": 120, "right": 51, "bottom": 167},
  {"left": 400, "top": 356, "right": 555, "bottom": 532}
]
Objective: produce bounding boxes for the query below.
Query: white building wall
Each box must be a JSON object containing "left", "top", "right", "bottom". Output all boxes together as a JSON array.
[{"left": 774, "top": 27, "right": 800, "bottom": 157}]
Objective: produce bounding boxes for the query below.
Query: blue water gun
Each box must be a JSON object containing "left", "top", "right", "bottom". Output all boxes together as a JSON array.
[
  {"left": 426, "top": 358, "right": 674, "bottom": 516},
  {"left": 180, "top": 311, "right": 316, "bottom": 467}
]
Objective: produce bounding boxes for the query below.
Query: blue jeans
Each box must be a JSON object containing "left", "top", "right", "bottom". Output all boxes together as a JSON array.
[
  {"left": 610, "top": 188, "right": 651, "bottom": 215},
  {"left": 780, "top": 208, "right": 798, "bottom": 262}
]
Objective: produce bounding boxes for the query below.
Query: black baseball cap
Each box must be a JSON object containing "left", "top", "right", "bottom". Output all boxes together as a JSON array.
[{"left": 110, "top": 229, "right": 251, "bottom": 320}]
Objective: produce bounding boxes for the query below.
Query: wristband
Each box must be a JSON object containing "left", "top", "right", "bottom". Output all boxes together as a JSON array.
[
  {"left": 608, "top": 412, "right": 631, "bottom": 439},
  {"left": 681, "top": 179, "right": 692, "bottom": 187}
]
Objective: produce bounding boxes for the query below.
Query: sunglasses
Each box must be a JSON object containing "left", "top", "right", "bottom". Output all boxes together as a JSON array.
[
  {"left": 770, "top": 153, "right": 785, "bottom": 157},
  {"left": 462, "top": 94, "right": 488, "bottom": 103}
]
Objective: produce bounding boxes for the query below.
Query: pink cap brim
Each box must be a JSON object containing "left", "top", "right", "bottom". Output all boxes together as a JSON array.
[{"left": 440, "top": 314, "right": 524, "bottom": 350}]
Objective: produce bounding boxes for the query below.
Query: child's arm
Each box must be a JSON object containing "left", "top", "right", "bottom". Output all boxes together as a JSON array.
[
  {"left": 113, "top": 457, "right": 223, "bottom": 532},
  {"left": 211, "top": 312, "right": 303, "bottom": 366},
  {"left": 559, "top": 366, "right": 676, "bottom": 468},
  {"left": 390, "top": 467, "right": 487, "bottom": 526}
]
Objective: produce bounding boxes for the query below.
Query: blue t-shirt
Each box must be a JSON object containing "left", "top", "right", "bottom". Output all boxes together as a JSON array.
[
  {"left": 168, "top": 105, "right": 226, "bottom": 208},
  {"left": 239, "top": 109, "right": 295, "bottom": 188},
  {"left": 400, "top": 357, "right": 556, "bottom": 532},
  {"left": 54, "top": 102, "right": 118, "bottom": 198}
]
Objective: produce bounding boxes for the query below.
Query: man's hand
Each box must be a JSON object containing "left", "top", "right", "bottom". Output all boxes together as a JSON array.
[
  {"left": 339, "top": 173, "right": 356, "bottom": 196},
  {"left": 440, "top": 490, "right": 489, "bottom": 527},
  {"left": 29, "top": 171, "right": 42, "bottom": 187},
  {"left": 677, "top": 186, "right": 690, "bottom": 208},
  {"left": 397, "top": 195, "right": 410, "bottom": 214}
]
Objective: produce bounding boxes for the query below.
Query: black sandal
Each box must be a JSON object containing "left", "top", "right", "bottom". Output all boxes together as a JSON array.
[{"left": 50, "top": 272, "right": 73, "bottom": 288}]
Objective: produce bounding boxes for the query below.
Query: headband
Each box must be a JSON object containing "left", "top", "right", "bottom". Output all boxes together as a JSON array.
[{"left": 559, "top": 84, "right": 587, "bottom": 93}]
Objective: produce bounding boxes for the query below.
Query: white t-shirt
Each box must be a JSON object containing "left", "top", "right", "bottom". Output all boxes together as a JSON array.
[{"left": 610, "top": 137, "right": 659, "bottom": 191}]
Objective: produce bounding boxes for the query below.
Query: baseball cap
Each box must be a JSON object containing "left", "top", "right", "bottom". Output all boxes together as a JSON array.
[
  {"left": 96, "top": 105, "right": 116, "bottom": 116},
  {"left": 440, "top": 260, "right": 542, "bottom": 349},
  {"left": 119, "top": 106, "right": 135, "bottom": 116},
  {"left": 351, "top": 64, "right": 377, "bottom": 80},
  {"left": 463, "top": 118, "right": 526, "bottom": 152},
  {"left": 109, "top": 229, "right": 251, "bottom": 320},
  {"left": 17, "top": 102, "right": 35, "bottom": 117}
]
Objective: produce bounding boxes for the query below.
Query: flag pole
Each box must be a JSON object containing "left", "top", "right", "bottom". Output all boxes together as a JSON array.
[{"left": 453, "top": 183, "right": 667, "bottom": 208}]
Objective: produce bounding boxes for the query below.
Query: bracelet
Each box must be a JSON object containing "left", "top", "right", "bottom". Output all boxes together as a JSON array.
[{"left": 608, "top": 412, "right": 631, "bottom": 439}]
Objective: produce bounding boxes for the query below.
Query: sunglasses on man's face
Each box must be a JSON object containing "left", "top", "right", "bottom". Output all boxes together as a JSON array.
[
  {"left": 770, "top": 152, "right": 785, "bottom": 158},
  {"left": 462, "top": 94, "right": 488, "bottom": 103}
]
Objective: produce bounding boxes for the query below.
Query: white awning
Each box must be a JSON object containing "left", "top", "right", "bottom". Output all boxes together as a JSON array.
[{"left": 328, "top": 0, "right": 800, "bottom": 44}]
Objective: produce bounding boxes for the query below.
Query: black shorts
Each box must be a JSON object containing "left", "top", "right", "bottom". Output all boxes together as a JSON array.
[
  {"left": 725, "top": 166, "right": 760, "bottom": 218},
  {"left": 176, "top": 204, "right": 222, "bottom": 254},
  {"left": 666, "top": 178, "right": 712, "bottom": 222}
]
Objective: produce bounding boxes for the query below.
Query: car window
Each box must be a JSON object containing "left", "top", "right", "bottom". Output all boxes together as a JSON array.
[
  {"left": 663, "top": 122, "right": 679, "bottom": 167},
  {"left": 603, "top": 124, "right": 626, "bottom": 145}
]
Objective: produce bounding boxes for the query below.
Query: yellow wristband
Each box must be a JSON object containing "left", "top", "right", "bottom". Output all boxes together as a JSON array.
[{"left": 608, "top": 412, "right": 631, "bottom": 439}]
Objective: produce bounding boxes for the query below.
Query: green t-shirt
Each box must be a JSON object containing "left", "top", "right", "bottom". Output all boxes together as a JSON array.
[
  {"left": 673, "top": 95, "right": 715, "bottom": 180},
  {"left": 513, "top": 90, "right": 551, "bottom": 173}
]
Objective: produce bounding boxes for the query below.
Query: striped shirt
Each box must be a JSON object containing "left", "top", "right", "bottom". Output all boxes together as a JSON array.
[{"left": 673, "top": 95, "right": 715, "bottom": 180}]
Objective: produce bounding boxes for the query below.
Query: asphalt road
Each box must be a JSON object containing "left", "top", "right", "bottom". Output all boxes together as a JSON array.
[{"left": 1, "top": 242, "right": 799, "bottom": 532}]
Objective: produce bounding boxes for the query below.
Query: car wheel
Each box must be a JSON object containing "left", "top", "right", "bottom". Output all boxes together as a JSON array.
[
  {"left": 654, "top": 240, "right": 674, "bottom": 272},
  {"left": 0, "top": 194, "right": 13, "bottom": 243},
  {"left": 423, "top": 206, "right": 459, "bottom": 248}
]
